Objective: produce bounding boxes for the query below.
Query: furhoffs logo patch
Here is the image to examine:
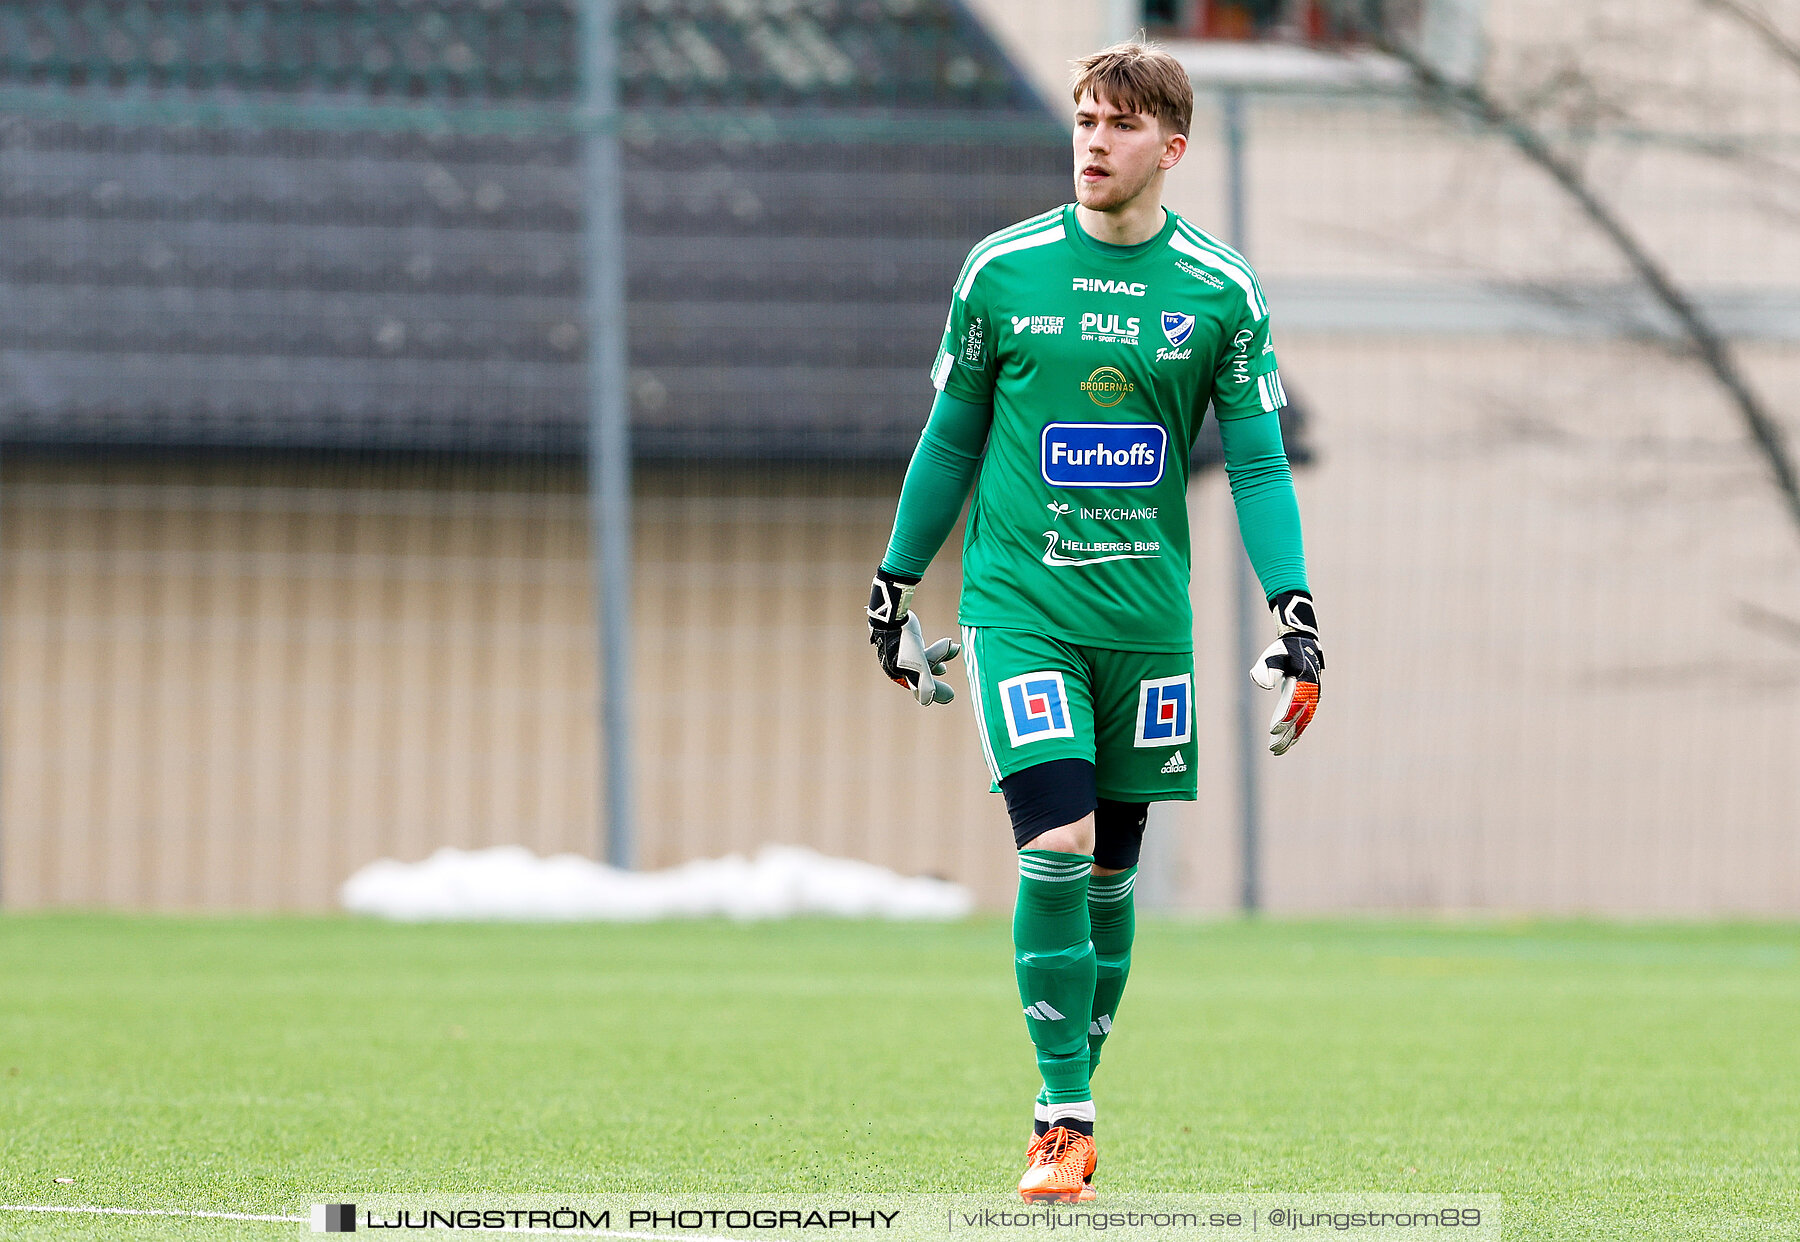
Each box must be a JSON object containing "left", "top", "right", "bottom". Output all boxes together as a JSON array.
[{"left": 1040, "top": 422, "right": 1167, "bottom": 489}]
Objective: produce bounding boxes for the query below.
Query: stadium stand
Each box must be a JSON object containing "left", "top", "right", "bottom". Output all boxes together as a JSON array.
[{"left": 0, "top": 0, "right": 1306, "bottom": 461}]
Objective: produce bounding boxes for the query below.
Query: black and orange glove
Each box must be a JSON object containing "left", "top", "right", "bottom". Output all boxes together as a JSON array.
[{"left": 1250, "top": 589, "right": 1322, "bottom": 755}]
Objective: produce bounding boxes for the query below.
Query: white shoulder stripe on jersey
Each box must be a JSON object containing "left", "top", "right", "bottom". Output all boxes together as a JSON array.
[
  {"left": 1171, "top": 223, "right": 1265, "bottom": 314},
  {"left": 1168, "top": 231, "right": 1262, "bottom": 319},
  {"left": 1174, "top": 219, "right": 1255, "bottom": 268},
  {"left": 1256, "top": 370, "right": 1288, "bottom": 413},
  {"left": 1172, "top": 221, "right": 1268, "bottom": 316},
  {"left": 931, "top": 350, "right": 954, "bottom": 391},
  {"left": 958, "top": 223, "right": 1066, "bottom": 302},
  {"left": 1173, "top": 218, "right": 1260, "bottom": 286},
  {"left": 951, "top": 208, "right": 1065, "bottom": 288},
  {"left": 979, "top": 206, "right": 1065, "bottom": 251},
  {"left": 1173, "top": 219, "right": 1267, "bottom": 300}
]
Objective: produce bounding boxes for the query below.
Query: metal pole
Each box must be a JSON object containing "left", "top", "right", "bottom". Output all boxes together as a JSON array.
[
  {"left": 1222, "top": 88, "right": 1261, "bottom": 914},
  {"left": 1104, "top": 0, "right": 1138, "bottom": 45},
  {"left": 580, "top": 0, "right": 633, "bottom": 868},
  {"left": 0, "top": 439, "right": 5, "bottom": 907}
]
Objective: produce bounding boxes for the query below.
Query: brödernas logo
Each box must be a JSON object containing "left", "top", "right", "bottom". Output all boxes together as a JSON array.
[{"left": 1081, "top": 366, "right": 1135, "bottom": 407}]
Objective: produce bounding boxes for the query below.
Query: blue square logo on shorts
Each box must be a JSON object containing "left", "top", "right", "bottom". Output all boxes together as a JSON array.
[
  {"left": 999, "top": 672, "right": 1075, "bottom": 747},
  {"left": 1134, "top": 675, "right": 1192, "bottom": 747}
]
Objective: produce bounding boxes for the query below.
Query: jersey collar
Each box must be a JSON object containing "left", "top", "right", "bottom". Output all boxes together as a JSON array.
[{"left": 1061, "top": 203, "right": 1179, "bottom": 266}]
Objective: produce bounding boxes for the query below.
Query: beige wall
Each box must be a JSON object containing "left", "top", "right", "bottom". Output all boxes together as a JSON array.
[
  {"left": 0, "top": 460, "right": 598, "bottom": 908},
  {"left": 7, "top": 323, "right": 1799, "bottom": 918},
  {"left": 1176, "top": 335, "right": 1800, "bottom": 916},
  {"left": 0, "top": 459, "right": 1019, "bottom": 911},
  {"left": 625, "top": 467, "right": 1014, "bottom": 900}
]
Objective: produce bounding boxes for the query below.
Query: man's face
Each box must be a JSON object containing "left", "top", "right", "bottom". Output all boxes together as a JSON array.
[{"left": 1072, "top": 91, "right": 1181, "bottom": 213}]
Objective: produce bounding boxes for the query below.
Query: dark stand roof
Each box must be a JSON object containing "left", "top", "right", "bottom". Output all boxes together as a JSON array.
[{"left": 0, "top": 0, "right": 1308, "bottom": 464}]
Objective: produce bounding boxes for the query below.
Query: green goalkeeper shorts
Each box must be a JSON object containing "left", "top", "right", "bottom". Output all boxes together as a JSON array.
[{"left": 959, "top": 625, "right": 1198, "bottom": 802}]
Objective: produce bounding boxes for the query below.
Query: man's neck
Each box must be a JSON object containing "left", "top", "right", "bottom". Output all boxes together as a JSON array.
[{"left": 1074, "top": 199, "right": 1166, "bottom": 247}]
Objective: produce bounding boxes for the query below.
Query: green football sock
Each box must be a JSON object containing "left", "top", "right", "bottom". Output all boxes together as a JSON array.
[
  {"left": 1014, "top": 849, "right": 1096, "bottom": 1105},
  {"left": 1086, "top": 865, "right": 1137, "bottom": 1079}
]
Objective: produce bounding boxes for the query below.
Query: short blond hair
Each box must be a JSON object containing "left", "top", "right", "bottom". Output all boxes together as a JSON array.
[{"left": 1070, "top": 42, "right": 1193, "bottom": 138}]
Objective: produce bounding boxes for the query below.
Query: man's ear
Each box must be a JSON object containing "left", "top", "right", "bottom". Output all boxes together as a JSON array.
[{"left": 1159, "top": 132, "right": 1187, "bottom": 172}]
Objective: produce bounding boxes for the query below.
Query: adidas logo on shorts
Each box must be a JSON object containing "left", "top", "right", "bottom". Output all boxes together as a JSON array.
[{"left": 1160, "top": 752, "right": 1187, "bottom": 774}]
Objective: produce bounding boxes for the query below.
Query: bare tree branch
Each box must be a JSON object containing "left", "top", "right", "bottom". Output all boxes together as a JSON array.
[
  {"left": 1326, "top": 5, "right": 1800, "bottom": 545},
  {"left": 1701, "top": 0, "right": 1800, "bottom": 75},
  {"left": 1738, "top": 600, "right": 1800, "bottom": 649}
]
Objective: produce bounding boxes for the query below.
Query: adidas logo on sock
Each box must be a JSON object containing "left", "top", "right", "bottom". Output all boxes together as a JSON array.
[
  {"left": 1023, "top": 1001, "right": 1067, "bottom": 1021},
  {"left": 1160, "top": 751, "right": 1187, "bottom": 774}
]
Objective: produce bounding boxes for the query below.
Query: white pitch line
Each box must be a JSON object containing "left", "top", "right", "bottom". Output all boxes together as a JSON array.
[
  {"left": 0, "top": 1204, "right": 304, "bottom": 1222},
  {"left": 0, "top": 1203, "right": 790, "bottom": 1240}
]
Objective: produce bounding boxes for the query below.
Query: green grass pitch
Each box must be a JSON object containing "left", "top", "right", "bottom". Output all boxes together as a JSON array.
[{"left": 1, "top": 914, "right": 1797, "bottom": 1240}]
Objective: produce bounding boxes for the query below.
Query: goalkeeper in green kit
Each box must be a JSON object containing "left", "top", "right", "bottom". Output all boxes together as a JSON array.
[{"left": 865, "top": 42, "right": 1322, "bottom": 1201}]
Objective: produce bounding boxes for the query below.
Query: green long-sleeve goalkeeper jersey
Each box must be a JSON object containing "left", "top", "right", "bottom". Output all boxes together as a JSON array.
[{"left": 894, "top": 203, "right": 1306, "bottom": 652}]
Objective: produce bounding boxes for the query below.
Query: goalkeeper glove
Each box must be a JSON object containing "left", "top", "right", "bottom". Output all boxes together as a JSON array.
[
  {"left": 1250, "top": 589, "right": 1323, "bottom": 756},
  {"left": 867, "top": 567, "right": 961, "bottom": 706}
]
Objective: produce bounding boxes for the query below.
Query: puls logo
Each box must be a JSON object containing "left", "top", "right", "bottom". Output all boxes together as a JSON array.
[
  {"left": 1080, "top": 312, "right": 1140, "bottom": 344},
  {"left": 1011, "top": 314, "right": 1065, "bottom": 335}
]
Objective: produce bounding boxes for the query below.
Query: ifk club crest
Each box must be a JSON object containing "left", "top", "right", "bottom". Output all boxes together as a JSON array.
[{"left": 1161, "top": 311, "right": 1195, "bottom": 347}]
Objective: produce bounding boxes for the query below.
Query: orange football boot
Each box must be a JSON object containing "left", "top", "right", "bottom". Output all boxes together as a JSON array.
[{"left": 1018, "top": 1125, "right": 1097, "bottom": 1203}]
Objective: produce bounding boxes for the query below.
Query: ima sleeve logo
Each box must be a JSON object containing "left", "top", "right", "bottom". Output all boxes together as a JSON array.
[
  {"left": 998, "top": 672, "right": 1076, "bottom": 747},
  {"left": 1134, "top": 675, "right": 1192, "bottom": 747}
]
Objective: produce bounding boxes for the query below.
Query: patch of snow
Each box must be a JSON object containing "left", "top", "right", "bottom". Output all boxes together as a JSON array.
[{"left": 340, "top": 844, "right": 972, "bottom": 922}]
